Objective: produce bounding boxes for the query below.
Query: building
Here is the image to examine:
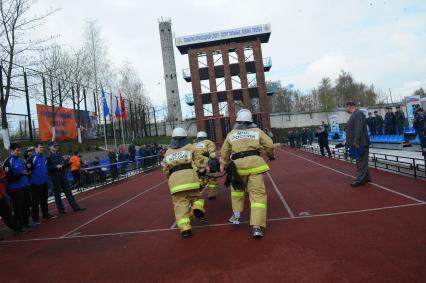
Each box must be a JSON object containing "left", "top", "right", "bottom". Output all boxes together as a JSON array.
[
  {"left": 159, "top": 19, "right": 183, "bottom": 122},
  {"left": 176, "top": 24, "right": 272, "bottom": 142}
]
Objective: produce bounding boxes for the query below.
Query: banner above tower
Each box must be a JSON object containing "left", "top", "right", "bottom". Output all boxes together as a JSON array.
[{"left": 175, "top": 24, "right": 271, "bottom": 54}]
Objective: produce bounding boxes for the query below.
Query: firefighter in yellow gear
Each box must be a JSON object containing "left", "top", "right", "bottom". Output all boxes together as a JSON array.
[
  {"left": 193, "top": 131, "right": 219, "bottom": 199},
  {"left": 221, "top": 109, "right": 275, "bottom": 239},
  {"left": 162, "top": 127, "right": 208, "bottom": 238}
]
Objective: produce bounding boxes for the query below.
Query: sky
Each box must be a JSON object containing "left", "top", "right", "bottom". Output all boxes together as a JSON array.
[{"left": 27, "top": 0, "right": 426, "bottom": 117}]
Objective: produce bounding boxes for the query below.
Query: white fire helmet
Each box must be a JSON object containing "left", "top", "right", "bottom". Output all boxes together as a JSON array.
[
  {"left": 172, "top": 127, "right": 187, "bottom": 137},
  {"left": 236, "top": 109, "right": 253, "bottom": 123},
  {"left": 196, "top": 131, "right": 208, "bottom": 138}
]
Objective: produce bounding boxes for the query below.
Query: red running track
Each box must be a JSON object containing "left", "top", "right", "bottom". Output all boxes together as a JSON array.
[{"left": 0, "top": 147, "right": 425, "bottom": 283}]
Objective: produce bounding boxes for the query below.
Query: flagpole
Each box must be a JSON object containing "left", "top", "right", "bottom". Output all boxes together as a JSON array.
[
  {"left": 116, "top": 96, "right": 125, "bottom": 146},
  {"left": 100, "top": 85, "right": 108, "bottom": 150},
  {"left": 111, "top": 93, "right": 117, "bottom": 149}
]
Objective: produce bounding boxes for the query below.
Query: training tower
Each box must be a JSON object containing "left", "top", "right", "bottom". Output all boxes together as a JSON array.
[
  {"left": 159, "top": 18, "right": 183, "bottom": 122},
  {"left": 176, "top": 24, "right": 272, "bottom": 142}
]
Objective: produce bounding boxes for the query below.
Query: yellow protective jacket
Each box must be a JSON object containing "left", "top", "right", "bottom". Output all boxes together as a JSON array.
[
  {"left": 162, "top": 143, "right": 200, "bottom": 194},
  {"left": 221, "top": 127, "right": 274, "bottom": 176},
  {"left": 193, "top": 139, "right": 216, "bottom": 169}
]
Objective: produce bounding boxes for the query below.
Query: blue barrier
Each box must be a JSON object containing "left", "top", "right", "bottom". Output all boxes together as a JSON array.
[{"left": 369, "top": 134, "right": 404, "bottom": 143}]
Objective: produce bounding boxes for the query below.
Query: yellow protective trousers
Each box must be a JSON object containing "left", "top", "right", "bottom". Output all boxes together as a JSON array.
[
  {"left": 172, "top": 189, "right": 205, "bottom": 232},
  {"left": 230, "top": 173, "right": 267, "bottom": 228},
  {"left": 200, "top": 175, "right": 219, "bottom": 198}
]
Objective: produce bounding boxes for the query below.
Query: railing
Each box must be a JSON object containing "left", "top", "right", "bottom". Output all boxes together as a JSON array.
[
  {"left": 298, "top": 145, "right": 426, "bottom": 180},
  {"left": 185, "top": 94, "right": 194, "bottom": 105},
  {"left": 69, "top": 155, "right": 162, "bottom": 192},
  {"left": 263, "top": 57, "right": 272, "bottom": 68},
  {"left": 182, "top": 68, "right": 191, "bottom": 79}
]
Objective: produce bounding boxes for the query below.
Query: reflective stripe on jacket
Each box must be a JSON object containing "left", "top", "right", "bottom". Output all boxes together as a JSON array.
[
  {"left": 162, "top": 143, "right": 200, "bottom": 194},
  {"left": 221, "top": 128, "right": 274, "bottom": 176}
]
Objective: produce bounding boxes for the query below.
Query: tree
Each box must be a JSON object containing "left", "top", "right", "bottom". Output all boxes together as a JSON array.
[
  {"left": 413, "top": 88, "right": 425, "bottom": 98},
  {"left": 0, "top": 0, "right": 55, "bottom": 148},
  {"left": 118, "top": 61, "right": 150, "bottom": 138},
  {"left": 84, "top": 20, "right": 109, "bottom": 127},
  {"left": 318, "top": 77, "right": 335, "bottom": 111}
]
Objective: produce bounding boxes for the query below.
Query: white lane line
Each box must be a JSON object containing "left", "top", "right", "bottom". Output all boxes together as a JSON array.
[
  {"left": 3, "top": 202, "right": 424, "bottom": 244},
  {"left": 279, "top": 148, "right": 425, "bottom": 204},
  {"left": 268, "top": 202, "right": 425, "bottom": 221},
  {"left": 76, "top": 169, "right": 162, "bottom": 203},
  {"left": 169, "top": 221, "right": 176, "bottom": 229},
  {"left": 266, "top": 172, "right": 295, "bottom": 218},
  {"left": 60, "top": 180, "right": 167, "bottom": 238},
  {"left": 0, "top": 171, "right": 163, "bottom": 233}
]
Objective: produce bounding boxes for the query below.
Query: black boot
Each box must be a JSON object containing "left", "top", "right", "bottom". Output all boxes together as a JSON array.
[
  {"left": 181, "top": 230, "right": 192, "bottom": 238},
  {"left": 193, "top": 209, "right": 208, "bottom": 224}
]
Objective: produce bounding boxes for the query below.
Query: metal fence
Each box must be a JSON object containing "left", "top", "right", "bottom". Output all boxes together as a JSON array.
[
  {"left": 299, "top": 145, "right": 426, "bottom": 180},
  {"left": 72, "top": 155, "right": 162, "bottom": 192}
]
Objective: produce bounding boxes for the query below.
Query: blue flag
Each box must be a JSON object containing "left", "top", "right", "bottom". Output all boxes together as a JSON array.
[{"left": 101, "top": 85, "right": 109, "bottom": 118}]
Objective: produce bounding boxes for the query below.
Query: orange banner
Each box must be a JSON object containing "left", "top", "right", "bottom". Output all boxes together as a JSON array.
[{"left": 36, "top": 104, "right": 77, "bottom": 141}]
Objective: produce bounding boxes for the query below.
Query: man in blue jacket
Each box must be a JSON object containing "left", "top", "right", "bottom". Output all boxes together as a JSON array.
[
  {"left": 30, "top": 142, "right": 55, "bottom": 223},
  {"left": 3, "top": 143, "right": 31, "bottom": 227}
]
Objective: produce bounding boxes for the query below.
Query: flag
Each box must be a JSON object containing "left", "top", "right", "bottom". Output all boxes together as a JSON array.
[
  {"left": 101, "top": 85, "right": 109, "bottom": 118},
  {"left": 120, "top": 93, "right": 126, "bottom": 120},
  {"left": 115, "top": 96, "right": 121, "bottom": 119}
]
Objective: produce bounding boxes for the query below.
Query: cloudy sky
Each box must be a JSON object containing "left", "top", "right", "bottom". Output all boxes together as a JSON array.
[{"left": 30, "top": 0, "right": 426, "bottom": 115}]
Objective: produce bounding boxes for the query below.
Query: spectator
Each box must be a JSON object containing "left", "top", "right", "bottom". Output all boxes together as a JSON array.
[
  {"left": 287, "top": 131, "right": 295, "bottom": 147},
  {"left": 413, "top": 108, "right": 425, "bottom": 162},
  {"left": 345, "top": 101, "right": 371, "bottom": 187},
  {"left": 118, "top": 145, "right": 129, "bottom": 174},
  {"left": 93, "top": 156, "right": 106, "bottom": 182},
  {"left": 384, "top": 107, "right": 396, "bottom": 135},
  {"left": 46, "top": 141, "right": 86, "bottom": 214},
  {"left": 108, "top": 148, "right": 118, "bottom": 180},
  {"left": 373, "top": 110, "right": 383, "bottom": 135},
  {"left": 395, "top": 106, "right": 406, "bottom": 135},
  {"left": 0, "top": 163, "right": 29, "bottom": 235},
  {"left": 294, "top": 130, "right": 301, "bottom": 148},
  {"left": 80, "top": 159, "right": 91, "bottom": 187},
  {"left": 307, "top": 128, "right": 314, "bottom": 145},
  {"left": 128, "top": 143, "right": 136, "bottom": 162},
  {"left": 301, "top": 128, "right": 308, "bottom": 145},
  {"left": 366, "top": 112, "right": 376, "bottom": 135},
  {"left": 69, "top": 151, "right": 81, "bottom": 189},
  {"left": 30, "top": 142, "right": 55, "bottom": 223},
  {"left": 3, "top": 143, "right": 31, "bottom": 228},
  {"left": 315, "top": 126, "right": 332, "bottom": 157},
  {"left": 138, "top": 145, "right": 146, "bottom": 168}
]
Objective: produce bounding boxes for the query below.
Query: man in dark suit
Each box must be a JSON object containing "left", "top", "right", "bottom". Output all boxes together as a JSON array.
[
  {"left": 345, "top": 102, "right": 371, "bottom": 187},
  {"left": 373, "top": 110, "right": 383, "bottom": 135}
]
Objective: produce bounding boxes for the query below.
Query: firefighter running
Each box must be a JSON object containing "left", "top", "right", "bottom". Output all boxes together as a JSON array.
[
  {"left": 162, "top": 127, "right": 208, "bottom": 238},
  {"left": 221, "top": 109, "right": 275, "bottom": 239},
  {"left": 193, "top": 131, "right": 219, "bottom": 199}
]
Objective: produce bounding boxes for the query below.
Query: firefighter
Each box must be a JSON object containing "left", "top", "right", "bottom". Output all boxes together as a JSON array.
[
  {"left": 193, "top": 131, "right": 218, "bottom": 200},
  {"left": 162, "top": 127, "right": 207, "bottom": 238},
  {"left": 221, "top": 109, "right": 275, "bottom": 239}
]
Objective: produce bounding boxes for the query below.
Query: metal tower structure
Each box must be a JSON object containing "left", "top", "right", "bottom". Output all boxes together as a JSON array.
[
  {"left": 159, "top": 18, "right": 183, "bottom": 122},
  {"left": 176, "top": 24, "right": 272, "bottom": 142}
]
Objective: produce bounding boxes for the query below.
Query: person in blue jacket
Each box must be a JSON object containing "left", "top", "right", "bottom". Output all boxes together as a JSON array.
[
  {"left": 30, "top": 142, "right": 55, "bottom": 223},
  {"left": 3, "top": 143, "right": 31, "bottom": 227}
]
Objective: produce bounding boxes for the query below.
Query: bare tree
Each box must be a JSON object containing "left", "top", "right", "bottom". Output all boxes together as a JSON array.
[
  {"left": 0, "top": 0, "right": 55, "bottom": 148},
  {"left": 84, "top": 20, "right": 110, "bottom": 129}
]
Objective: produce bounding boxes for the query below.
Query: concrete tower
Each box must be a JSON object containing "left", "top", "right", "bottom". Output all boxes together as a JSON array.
[{"left": 159, "top": 18, "right": 183, "bottom": 122}]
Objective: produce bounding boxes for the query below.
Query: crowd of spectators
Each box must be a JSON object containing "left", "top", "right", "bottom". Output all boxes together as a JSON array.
[{"left": 0, "top": 141, "right": 165, "bottom": 238}]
